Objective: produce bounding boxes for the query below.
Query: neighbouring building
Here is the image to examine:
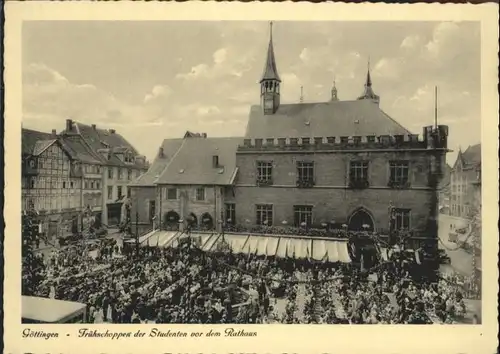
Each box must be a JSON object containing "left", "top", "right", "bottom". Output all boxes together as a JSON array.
[
  {"left": 21, "top": 128, "right": 102, "bottom": 240},
  {"left": 128, "top": 137, "right": 184, "bottom": 235},
  {"left": 471, "top": 163, "right": 481, "bottom": 293},
  {"left": 154, "top": 134, "right": 240, "bottom": 232},
  {"left": 449, "top": 144, "right": 481, "bottom": 219},
  {"left": 60, "top": 120, "right": 149, "bottom": 226},
  {"left": 438, "top": 164, "right": 452, "bottom": 214},
  {"left": 230, "top": 23, "right": 449, "bottom": 250}
]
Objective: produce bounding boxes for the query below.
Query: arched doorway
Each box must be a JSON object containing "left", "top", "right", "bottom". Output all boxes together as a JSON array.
[
  {"left": 164, "top": 210, "right": 180, "bottom": 230},
  {"left": 348, "top": 208, "right": 375, "bottom": 232},
  {"left": 187, "top": 213, "right": 198, "bottom": 228},
  {"left": 201, "top": 212, "right": 214, "bottom": 230}
]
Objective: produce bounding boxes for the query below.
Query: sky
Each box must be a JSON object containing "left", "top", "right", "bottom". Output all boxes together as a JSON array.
[{"left": 22, "top": 21, "right": 480, "bottom": 163}]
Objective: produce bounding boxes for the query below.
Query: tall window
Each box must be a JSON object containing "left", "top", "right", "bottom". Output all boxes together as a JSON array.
[
  {"left": 394, "top": 208, "right": 411, "bottom": 230},
  {"left": 349, "top": 161, "right": 369, "bottom": 188},
  {"left": 167, "top": 188, "right": 177, "bottom": 200},
  {"left": 389, "top": 161, "right": 410, "bottom": 186},
  {"left": 149, "top": 200, "right": 156, "bottom": 222},
  {"left": 225, "top": 203, "right": 236, "bottom": 225},
  {"left": 294, "top": 205, "right": 313, "bottom": 227},
  {"left": 196, "top": 187, "right": 205, "bottom": 201},
  {"left": 257, "top": 161, "right": 273, "bottom": 183},
  {"left": 118, "top": 168, "right": 123, "bottom": 180},
  {"left": 117, "top": 186, "right": 123, "bottom": 199},
  {"left": 256, "top": 204, "right": 273, "bottom": 226},
  {"left": 297, "top": 161, "right": 314, "bottom": 183},
  {"left": 350, "top": 161, "right": 368, "bottom": 181},
  {"left": 127, "top": 169, "right": 132, "bottom": 180},
  {"left": 127, "top": 187, "right": 131, "bottom": 198},
  {"left": 107, "top": 186, "right": 113, "bottom": 200}
]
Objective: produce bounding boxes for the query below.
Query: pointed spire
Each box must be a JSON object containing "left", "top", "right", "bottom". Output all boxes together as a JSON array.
[
  {"left": 260, "top": 21, "right": 281, "bottom": 83},
  {"left": 357, "top": 57, "right": 379, "bottom": 104},
  {"left": 366, "top": 57, "right": 372, "bottom": 87}
]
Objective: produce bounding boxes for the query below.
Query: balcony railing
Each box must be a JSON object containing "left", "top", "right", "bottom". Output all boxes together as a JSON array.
[
  {"left": 224, "top": 224, "right": 350, "bottom": 238},
  {"left": 256, "top": 178, "right": 273, "bottom": 187},
  {"left": 296, "top": 178, "right": 315, "bottom": 188},
  {"left": 388, "top": 179, "right": 411, "bottom": 189},
  {"left": 348, "top": 178, "right": 369, "bottom": 189}
]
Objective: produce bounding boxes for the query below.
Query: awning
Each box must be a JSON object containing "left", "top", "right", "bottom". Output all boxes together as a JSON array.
[
  {"left": 312, "top": 240, "right": 327, "bottom": 261},
  {"left": 138, "top": 230, "right": 157, "bottom": 244},
  {"left": 135, "top": 230, "right": 351, "bottom": 263}
]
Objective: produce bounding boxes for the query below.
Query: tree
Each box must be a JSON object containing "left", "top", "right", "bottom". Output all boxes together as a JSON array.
[{"left": 21, "top": 208, "right": 45, "bottom": 295}]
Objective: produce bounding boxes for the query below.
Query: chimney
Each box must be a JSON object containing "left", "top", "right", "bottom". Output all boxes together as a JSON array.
[
  {"left": 158, "top": 147, "right": 164, "bottom": 158},
  {"left": 51, "top": 129, "right": 57, "bottom": 137},
  {"left": 66, "top": 119, "right": 73, "bottom": 131},
  {"left": 92, "top": 124, "right": 97, "bottom": 130},
  {"left": 212, "top": 155, "right": 219, "bottom": 168},
  {"left": 109, "top": 129, "right": 116, "bottom": 134}
]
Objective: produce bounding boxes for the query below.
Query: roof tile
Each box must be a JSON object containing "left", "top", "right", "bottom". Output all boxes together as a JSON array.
[
  {"left": 245, "top": 100, "right": 411, "bottom": 138},
  {"left": 156, "top": 137, "right": 241, "bottom": 185}
]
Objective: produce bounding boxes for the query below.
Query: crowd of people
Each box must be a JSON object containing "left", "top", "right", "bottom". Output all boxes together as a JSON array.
[{"left": 26, "top": 232, "right": 477, "bottom": 325}]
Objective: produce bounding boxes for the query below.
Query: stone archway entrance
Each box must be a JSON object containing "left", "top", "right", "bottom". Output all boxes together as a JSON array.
[
  {"left": 348, "top": 208, "right": 375, "bottom": 232},
  {"left": 201, "top": 212, "right": 214, "bottom": 230},
  {"left": 164, "top": 210, "right": 180, "bottom": 230},
  {"left": 187, "top": 213, "right": 198, "bottom": 228}
]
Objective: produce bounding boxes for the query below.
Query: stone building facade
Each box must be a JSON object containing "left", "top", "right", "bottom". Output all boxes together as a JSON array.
[
  {"left": 133, "top": 23, "right": 449, "bottom": 251},
  {"left": 224, "top": 24, "right": 448, "bottom": 249},
  {"left": 449, "top": 144, "right": 481, "bottom": 219}
]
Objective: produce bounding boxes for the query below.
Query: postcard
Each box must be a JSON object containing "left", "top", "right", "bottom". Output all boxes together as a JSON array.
[{"left": 3, "top": 2, "right": 499, "bottom": 353}]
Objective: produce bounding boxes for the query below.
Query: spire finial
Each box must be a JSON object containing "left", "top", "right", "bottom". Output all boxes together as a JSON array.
[
  {"left": 259, "top": 21, "right": 281, "bottom": 83},
  {"left": 366, "top": 57, "right": 372, "bottom": 87},
  {"left": 300, "top": 86, "right": 304, "bottom": 103}
]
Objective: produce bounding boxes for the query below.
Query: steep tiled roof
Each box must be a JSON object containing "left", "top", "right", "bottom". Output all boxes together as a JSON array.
[
  {"left": 245, "top": 99, "right": 411, "bottom": 138},
  {"left": 130, "top": 139, "right": 184, "bottom": 186},
  {"left": 22, "top": 129, "right": 53, "bottom": 156},
  {"left": 60, "top": 135, "right": 103, "bottom": 164},
  {"left": 156, "top": 137, "right": 242, "bottom": 185},
  {"left": 61, "top": 121, "right": 147, "bottom": 168},
  {"left": 461, "top": 144, "right": 481, "bottom": 166},
  {"left": 74, "top": 122, "right": 139, "bottom": 155},
  {"left": 32, "top": 139, "right": 57, "bottom": 156}
]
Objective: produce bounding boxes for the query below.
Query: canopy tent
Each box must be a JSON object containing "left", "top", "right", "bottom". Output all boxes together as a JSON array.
[{"left": 136, "top": 230, "right": 351, "bottom": 263}]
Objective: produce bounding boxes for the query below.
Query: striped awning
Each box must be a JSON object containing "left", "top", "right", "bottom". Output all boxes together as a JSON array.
[{"left": 137, "top": 231, "right": 351, "bottom": 263}]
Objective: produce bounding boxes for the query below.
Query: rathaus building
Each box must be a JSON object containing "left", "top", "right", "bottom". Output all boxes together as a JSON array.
[
  {"left": 133, "top": 23, "right": 449, "bottom": 255},
  {"left": 226, "top": 24, "right": 449, "bottom": 250}
]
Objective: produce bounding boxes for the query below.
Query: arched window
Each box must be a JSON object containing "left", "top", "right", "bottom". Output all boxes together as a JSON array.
[
  {"left": 348, "top": 208, "right": 375, "bottom": 232},
  {"left": 200, "top": 212, "right": 214, "bottom": 230}
]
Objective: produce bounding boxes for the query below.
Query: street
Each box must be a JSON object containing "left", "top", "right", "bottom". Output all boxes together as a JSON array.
[{"left": 438, "top": 215, "right": 474, "bottom": 276}]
